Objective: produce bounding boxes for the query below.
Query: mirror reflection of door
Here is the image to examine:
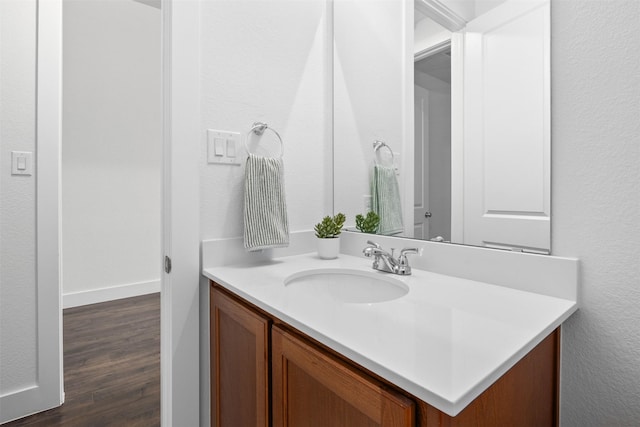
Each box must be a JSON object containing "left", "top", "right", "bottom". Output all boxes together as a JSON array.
[
  {"left": 414, "top": 47, "right": 451, "bottom": 241},
  {"left": 462, "top": 0, "right": 550, "bottom": 252}
]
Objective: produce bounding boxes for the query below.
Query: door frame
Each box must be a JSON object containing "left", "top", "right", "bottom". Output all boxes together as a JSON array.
[
  {"left": 161, "top": 0, "right": 201, "bottom": 425},
  {"left": 36, "top": 0, "right": 65, "bottom": 410}
]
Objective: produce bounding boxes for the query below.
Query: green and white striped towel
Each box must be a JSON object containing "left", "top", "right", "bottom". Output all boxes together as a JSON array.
[
  {"left": 372, "top": 164, "right": 404, "bottom": 235},
  {"left": 244, "top": 153, "right": 290, "bottom": 251}
]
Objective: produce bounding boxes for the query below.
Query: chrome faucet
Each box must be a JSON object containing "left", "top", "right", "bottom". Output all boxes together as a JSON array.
[{"left": 362, "top": 241, "right": 420, "bottom": 275}]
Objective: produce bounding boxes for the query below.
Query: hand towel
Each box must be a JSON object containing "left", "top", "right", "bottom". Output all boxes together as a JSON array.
[
  {"left": 371, "top": 164, "right": 404, "bottom": 235},
  {"left": 244, "top": 153, "right": 290, "bottom": 251}
]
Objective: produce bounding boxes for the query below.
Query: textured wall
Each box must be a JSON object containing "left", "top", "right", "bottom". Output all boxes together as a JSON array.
[
  {"left": 0, "top": 0, "right": 38, "bottom": 394},
  {"left": 199, "top": 0, "right": 329, "bottom": 240},
  {"left": 551, "top": 0, "right": 640, "bottom": 425},
  {"left": 62, "top": 0, "right": 161, "bottom": 297}
]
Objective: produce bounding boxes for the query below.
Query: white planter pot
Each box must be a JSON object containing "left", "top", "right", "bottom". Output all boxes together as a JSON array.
[{"left": 317, "top": 237, "right": 340, "bottom": 260}]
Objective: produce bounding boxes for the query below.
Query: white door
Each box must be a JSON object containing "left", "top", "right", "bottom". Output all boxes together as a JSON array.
[
  {"left": 0, "top": 0, "right": 64, "bottom": 422},
  {"left": 413, "top": 85, "right": 430, "bottom": 239},
  {"left": 161, "top": 0, "right": 201, "bottom": 425},
  {"left": 462, "top": 0, "right": 550, "bottom": 252}
]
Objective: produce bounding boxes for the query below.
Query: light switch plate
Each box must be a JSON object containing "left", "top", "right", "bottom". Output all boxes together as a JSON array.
[
  {"left": 207, "top": 129, "right": 242, "bottom": 165},
  {"left": 11, "top": 151, "right": 33, "bottom": 176}
]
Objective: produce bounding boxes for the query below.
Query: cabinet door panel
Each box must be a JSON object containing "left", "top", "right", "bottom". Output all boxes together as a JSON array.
[
  {"left": 210, "top": 287, "right": 269, "bottom": 427},
  {"left": 272, "top": 326, "right": 414, "bottom": 427}
]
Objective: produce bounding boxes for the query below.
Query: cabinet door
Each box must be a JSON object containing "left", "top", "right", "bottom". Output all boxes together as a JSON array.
[
  {"left": 210, "top": 286, "right": 269, "bottom": 427},
  {"left": 272, "top": 326, "right": 414, "bottom": 427}
]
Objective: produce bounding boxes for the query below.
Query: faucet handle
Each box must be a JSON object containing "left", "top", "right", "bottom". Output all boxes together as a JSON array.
[
  {"left": 363, "top": 240, "right": 381, "bottom": 258},
  {"left": 400, "top": 247, "right": 421, "bottom": 257},
  {"left": 366, "top": 240, "right": 381, "bottom": 249},
  {"left": 397, "top": 248, "right": 421, "bottom": 275}
]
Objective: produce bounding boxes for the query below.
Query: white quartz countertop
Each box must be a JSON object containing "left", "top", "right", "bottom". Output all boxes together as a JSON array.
[{"left": 202, "top": 253, "right": 577, "bottom": 416}]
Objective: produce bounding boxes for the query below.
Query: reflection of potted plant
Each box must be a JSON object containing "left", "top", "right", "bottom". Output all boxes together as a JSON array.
[
  {"left": 355, "top": 211, "right": 380, "bottom": 234},
  {"left": 314, "top": 213, "right": 346, "bottom": 259}
]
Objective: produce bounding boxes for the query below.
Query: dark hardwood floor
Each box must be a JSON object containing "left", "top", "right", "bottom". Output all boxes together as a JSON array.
[{"left": 6, "top": 293, "right": 160, "bottom": 427}]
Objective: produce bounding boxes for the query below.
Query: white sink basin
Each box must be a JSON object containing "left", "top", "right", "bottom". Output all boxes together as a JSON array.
[{"left": 284, "top": 268, "right": 409, "bottom": 303}]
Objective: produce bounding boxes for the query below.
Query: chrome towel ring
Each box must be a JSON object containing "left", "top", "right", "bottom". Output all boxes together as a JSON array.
[
  {"left": 245, "top": 122, "right": 284, "bottom": 158},
  {"left": 373, "top": 140, "right": 394, "bottom": 166}
]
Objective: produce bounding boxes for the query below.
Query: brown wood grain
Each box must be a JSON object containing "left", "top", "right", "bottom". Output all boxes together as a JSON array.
[
  {"left": 271, "top": 325, "right": 414, "bottom": 427},
  {"left": 210, "top": 286, "right": 270, "bottom": 427},
  {"left": 4, "top": 293, "right": 160, "bottom": 427}
]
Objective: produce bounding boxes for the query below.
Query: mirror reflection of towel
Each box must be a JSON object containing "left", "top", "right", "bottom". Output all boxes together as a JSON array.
[
  {"left": 372, "top": 164, "right": 403, "bottom": 235},
  {"left": 244, "top": 153, "right": 290, "bottom": 251}
]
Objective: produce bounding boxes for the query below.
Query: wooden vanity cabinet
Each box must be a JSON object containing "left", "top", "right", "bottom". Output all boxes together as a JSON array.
[
  {"left": 272, "top": 325, "right": 414, "bottom": 427},
  {"left": 210, "top": 286, "right": 270, "bottom": 427},
  {"left": 210, "top": 282, "right": 560, "bottom": 427}
]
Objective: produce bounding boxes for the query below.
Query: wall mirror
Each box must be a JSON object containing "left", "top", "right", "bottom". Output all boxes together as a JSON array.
[{"left": 333, "top": 0, "right": 551, "bottom": 254}]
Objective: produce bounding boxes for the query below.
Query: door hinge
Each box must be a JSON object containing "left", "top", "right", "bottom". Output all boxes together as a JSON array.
[{"left": 164, "top": 256, "right": 172, "bottom": 274}]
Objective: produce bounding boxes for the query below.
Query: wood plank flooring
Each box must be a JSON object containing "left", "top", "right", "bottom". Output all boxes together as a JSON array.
[{"left": 5, "top": 293, "right": 160, "bottom": 427}]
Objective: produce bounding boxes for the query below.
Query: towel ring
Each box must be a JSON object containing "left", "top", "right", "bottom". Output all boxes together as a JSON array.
[
  {"left": 373, "top": 140, "right": 394, "bottom": 166},
  {"left": 245, "top": 122, "right": 284, "bottom": 158}
]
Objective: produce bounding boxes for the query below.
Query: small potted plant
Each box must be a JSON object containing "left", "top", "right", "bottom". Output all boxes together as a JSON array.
[
  {"left": 314, "top": 213, "right": 346, "bottom": 259},
  {"left": 355, "top": 211, "right": 380, "bottom": 234}
]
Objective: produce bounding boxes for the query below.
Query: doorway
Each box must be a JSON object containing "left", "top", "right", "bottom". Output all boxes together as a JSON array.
[
  {"left": 61, "top": 0, "right": 162, "bottom": 308},
  {"left": 413, "top": 48, "right": 452, "bottom": 241},
  {"left": 0, "top": 0, "right": 163, "bottom": 423},
  {"left": 60, "top": 0, "right": 162, "bottom": 421}
]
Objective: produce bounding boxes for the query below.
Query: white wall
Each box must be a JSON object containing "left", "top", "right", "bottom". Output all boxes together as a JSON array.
[
  {"left": 473, "top": 0, "right": 506, "bottom": 17},
  {"left": 0, "top": 0, "right": 38, "bottom": 394},
  {"left": 414, "top": 17, "right": 450, "bottom": 54},
  {"left": 441, "top": 0, "right": 507, "bottom": 22},
  {"left": 333, "top": 0, "right": 408, "bottom": 228},
  {"left": 440, "top": 0, "right": 476, "bottom": 22},
  {"left": 62, "top": 0, "right": 161, "bottom": 307},
  {"left": 552, "top": 0, "right": 640, "bottom": 425},
  {"left": 199, "top": 0, "right": 329, "bottom": 239}
]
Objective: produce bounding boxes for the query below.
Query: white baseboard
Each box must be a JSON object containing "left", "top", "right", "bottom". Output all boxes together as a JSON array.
[{"left": 62, "top": 279, "right": 161, "bottom": 309}]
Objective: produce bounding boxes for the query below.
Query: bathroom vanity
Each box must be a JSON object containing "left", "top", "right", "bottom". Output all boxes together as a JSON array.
[{"left": 203, "top": 251, "right": 577, "bottom": 426}]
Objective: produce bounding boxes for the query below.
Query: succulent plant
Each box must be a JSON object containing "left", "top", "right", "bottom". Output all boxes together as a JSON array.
[
  {"left": 314, "top": 213, "right": 346, "bottom": 238},
  {"left": 355, "top": 211, "right": 380, "bottom": 234}
]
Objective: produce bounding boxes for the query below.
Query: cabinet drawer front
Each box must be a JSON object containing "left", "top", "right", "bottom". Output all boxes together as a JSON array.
[
  {"left": 272, "top": 326, "right": 414, "bottom": 427},
  {"left": 211, "top": 287, "right": 270, "bottom": 427}
]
